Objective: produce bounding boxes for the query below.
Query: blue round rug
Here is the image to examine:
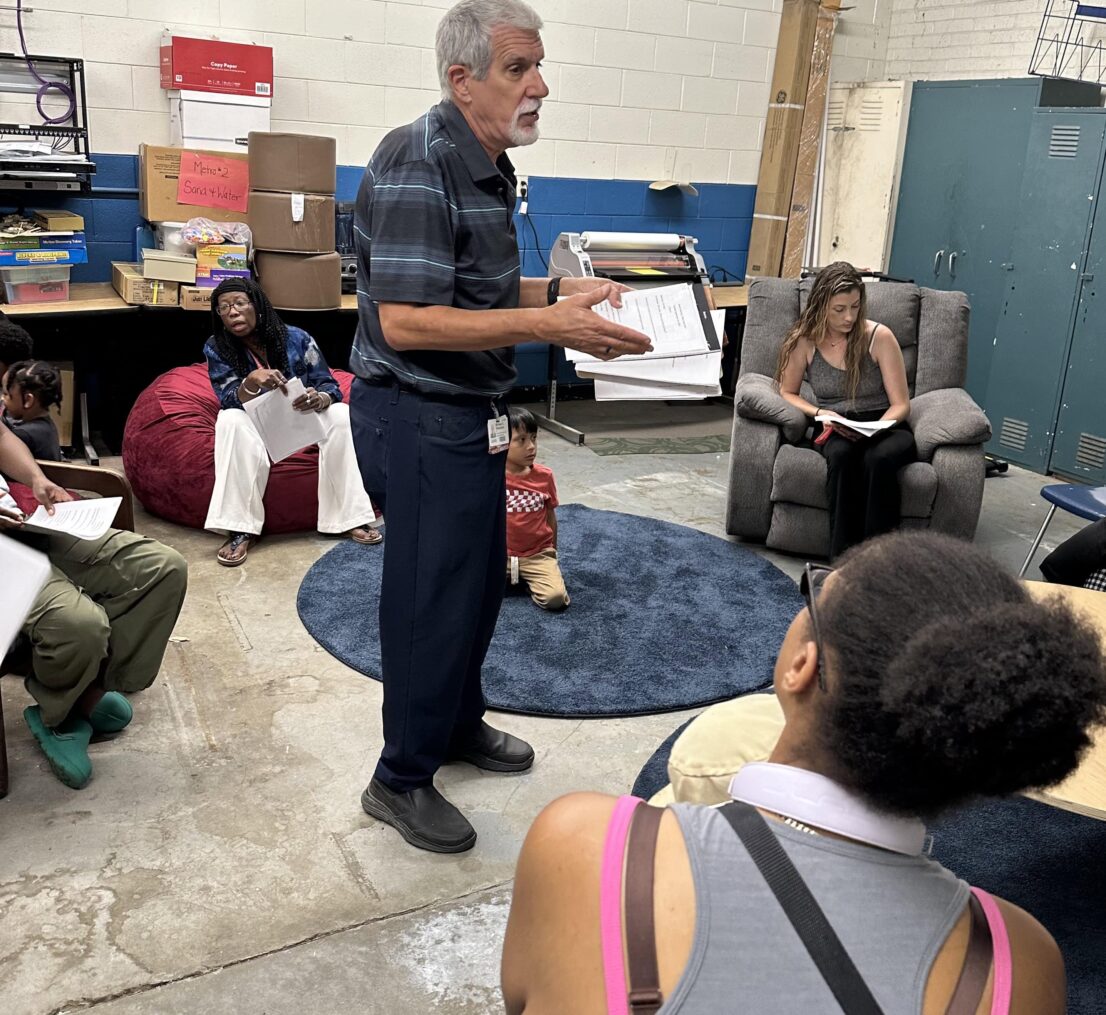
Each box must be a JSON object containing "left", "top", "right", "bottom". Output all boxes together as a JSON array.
[
  {"left": 632, "top": 730, "right": 1106, "bottom": 1014},
  {"left": 297, "top": 504, "right": 803, "bottom": 718}
]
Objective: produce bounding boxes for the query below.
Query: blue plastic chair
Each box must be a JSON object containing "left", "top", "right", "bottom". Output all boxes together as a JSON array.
[{"left": 1019, "top": 484, "right": 1106, "bottom": 577}]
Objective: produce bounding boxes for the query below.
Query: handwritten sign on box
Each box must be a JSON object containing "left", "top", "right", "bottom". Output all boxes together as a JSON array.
[{"left": 176, "top": 151, "right": 249, "bottom": 213}]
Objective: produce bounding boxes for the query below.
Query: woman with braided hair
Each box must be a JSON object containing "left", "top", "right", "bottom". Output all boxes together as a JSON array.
[{"left": 203, "top": 278, "right": 381, "bottom": 566}]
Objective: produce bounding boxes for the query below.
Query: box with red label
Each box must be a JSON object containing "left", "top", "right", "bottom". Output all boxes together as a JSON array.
[{"left": 160, "top": 35, "right": 273, "bottom": 99}]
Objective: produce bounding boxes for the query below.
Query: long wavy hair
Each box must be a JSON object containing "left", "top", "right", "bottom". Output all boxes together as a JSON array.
[
  {"left": 774, "top": 262, "right": 867, "bottom": 404},
  {"left": 210, "top": 277, "right": 290, "bottom": 379}
]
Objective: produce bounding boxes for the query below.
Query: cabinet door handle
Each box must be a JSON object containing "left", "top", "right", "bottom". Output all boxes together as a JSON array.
[
  {"left": 933, "top": 249, "right": 945, "bottom": 275},
  {"left": 948, "top": 251, "right": 958, "bottom": 275}
]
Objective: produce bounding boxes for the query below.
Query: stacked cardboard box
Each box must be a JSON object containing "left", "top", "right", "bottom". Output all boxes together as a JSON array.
[
  {"left": 248, "top": 132, "right": 340, "bottom": 311},
  {"left": 161, "top": 35, "right": 274, "bottom": 153}
]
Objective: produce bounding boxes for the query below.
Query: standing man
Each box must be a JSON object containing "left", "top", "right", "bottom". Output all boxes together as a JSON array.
[{"left": 350, "top": 0, "right": 651, "bottom": 853}]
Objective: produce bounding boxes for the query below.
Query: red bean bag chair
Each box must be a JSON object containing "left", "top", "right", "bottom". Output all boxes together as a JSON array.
[{"left": 122, "top": 362, "right": 356, "bottom": 533}]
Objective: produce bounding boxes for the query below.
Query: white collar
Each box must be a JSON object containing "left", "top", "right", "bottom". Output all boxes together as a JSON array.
[{"left": 728, "top": 762, "right": 927, "bottom": 855}]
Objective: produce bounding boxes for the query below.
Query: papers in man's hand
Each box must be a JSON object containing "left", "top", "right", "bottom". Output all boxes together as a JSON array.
[
  {"left": 815, "top": 415, "right": 897, "bottom": 438},
  {"left": 22, "top": 497, "right": 121, "bottom": 541},
  {"left": 0, "top": 535, "right": 50, "bottom": 657},
  {"left": 570, "top": 286, "right": 723, "bottom": 401},
  {"left": 243, "top": 376, "right": 326, "bottom": 462},
  {"left": 565, "top": 284, "right": 718, "bottom": 364}
]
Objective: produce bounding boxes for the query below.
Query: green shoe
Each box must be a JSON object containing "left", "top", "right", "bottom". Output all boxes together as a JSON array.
[
  {"left": 24, "top": 706, "right": 93, "bottom": 789},
  {"left": 88, "top": 691, "right": 133, "bottom": 734}
]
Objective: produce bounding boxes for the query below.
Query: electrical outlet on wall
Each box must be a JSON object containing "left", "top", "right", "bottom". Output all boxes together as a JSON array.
[{"left": 517, "top": 174, "right": 529, "bottom": 214}]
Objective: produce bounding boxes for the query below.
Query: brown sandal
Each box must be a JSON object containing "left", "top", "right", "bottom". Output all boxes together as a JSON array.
[
  {"left": 217, "top": 532, "right": 257, "bottom": 566},
  {"left": 349, "top": 526, "right": 383, "bottom": 545}
]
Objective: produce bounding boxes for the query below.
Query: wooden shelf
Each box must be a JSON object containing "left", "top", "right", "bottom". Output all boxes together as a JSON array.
[
  {"left": 711, "top": 285, "right": 748, "bottom": 309},
  {"left": 2, "top": 282, "right": 134, "bottom": 317}
]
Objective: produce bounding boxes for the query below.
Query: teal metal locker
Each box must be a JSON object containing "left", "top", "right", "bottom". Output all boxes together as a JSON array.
[
  {"left": 1051, "top": 156, "right": 1106, "bottom": 483},
  {"left": 889, "top": 77, "right": 1101, "bottom": 406},
  {"left": 984, "top": 109, "right": 1106, "bottom": 472}
]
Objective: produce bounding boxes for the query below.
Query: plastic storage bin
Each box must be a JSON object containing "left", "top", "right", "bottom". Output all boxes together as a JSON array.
[{"left": 0, "top": 265, "right": 70, "bottom": 304}]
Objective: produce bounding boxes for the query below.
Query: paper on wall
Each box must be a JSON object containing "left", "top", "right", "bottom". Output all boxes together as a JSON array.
[{"left": 243, "top": 376, "right": 327, "bottom": 462}]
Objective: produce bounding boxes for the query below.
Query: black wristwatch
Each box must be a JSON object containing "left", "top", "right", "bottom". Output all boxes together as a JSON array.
[{"left": 547, "top": 276, "right": 561, "bottom": 305}]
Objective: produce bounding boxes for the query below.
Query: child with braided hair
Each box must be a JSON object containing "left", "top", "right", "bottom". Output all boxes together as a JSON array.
[{"left": 2, "top": 358, "right": 62, "bottom": 460}]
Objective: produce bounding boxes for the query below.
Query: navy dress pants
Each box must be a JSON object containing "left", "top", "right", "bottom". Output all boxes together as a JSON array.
[
  {"left": 350, "top": 378, "right": 508, "bottom": 791},
  {"left": 1040, "top": 517, "right": 1106, "bottom": 587}
]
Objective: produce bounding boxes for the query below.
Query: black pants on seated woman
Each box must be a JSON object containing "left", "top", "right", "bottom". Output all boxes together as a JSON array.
[{"left": 818, "top": 410, "right": 916, "bottom": 559}]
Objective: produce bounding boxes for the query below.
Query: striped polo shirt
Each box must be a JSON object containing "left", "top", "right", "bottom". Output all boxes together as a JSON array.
[{"left": 350, "top": 100, "right": 521, "bottom": 398}]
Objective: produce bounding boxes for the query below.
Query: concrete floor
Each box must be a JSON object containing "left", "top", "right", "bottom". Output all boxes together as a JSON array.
[{"left": 0, "top": 437, "right": 1085, "bottom": 1015}]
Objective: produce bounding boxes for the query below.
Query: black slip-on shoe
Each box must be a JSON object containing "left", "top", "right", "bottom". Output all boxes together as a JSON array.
[
  {"left": 448, "top": 722, "right": 535, "bottom": 773},
  {"left": 360, "top": 777, "right": 476, "bottom": 853}
]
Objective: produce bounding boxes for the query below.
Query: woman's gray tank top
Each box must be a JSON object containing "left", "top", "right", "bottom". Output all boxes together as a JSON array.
[
  {"left": 660, "top": 803, "right": 968, "bottom": 1014},
  {"left": 806, "top": 327, "right": 889, "bottom": 414}
]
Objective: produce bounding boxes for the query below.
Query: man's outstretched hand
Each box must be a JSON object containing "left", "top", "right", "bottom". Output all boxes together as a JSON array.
[{"left": 538, "top": 281, "right": 652, "bottom": 361}]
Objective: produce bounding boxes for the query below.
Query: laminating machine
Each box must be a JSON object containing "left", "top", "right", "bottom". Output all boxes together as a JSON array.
[{"left": 540, "top": 231, "right": 716, "bottom": 443}]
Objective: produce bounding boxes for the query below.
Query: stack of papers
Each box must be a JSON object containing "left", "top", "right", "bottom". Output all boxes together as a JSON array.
[
  {"left": 568, "top": 284, "right": 723, "bottom": 400},
  {"left": 22, "top": 497, "right": 121, "bottom": 541}
]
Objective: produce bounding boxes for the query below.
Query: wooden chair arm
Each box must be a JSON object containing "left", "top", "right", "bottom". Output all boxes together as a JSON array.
[{"left": 36, "top": 460, "right": 135, "bottom": 533}]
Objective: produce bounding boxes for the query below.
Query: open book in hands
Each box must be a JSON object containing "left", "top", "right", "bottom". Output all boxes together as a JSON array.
[{"left": 815, "top": 414, "right": 898, "bottom": 443}]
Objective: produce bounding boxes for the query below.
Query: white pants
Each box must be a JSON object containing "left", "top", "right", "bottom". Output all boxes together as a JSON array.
[{"left": 205, "top": 403, "right": 380, "bottom": 536}]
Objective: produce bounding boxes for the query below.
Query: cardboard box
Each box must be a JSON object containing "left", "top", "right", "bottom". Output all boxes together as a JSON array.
[
  {"left": 112, "top": 261, "right": 180, "bottom": 306},
  {"left": 48, "top": 361, "right": 74, "bottom": 447},
  {"left": 248, "top": 132, "right": 336, "bottom": 195},
  {"left": 169, "top": 89, "right": 270, "bottom": 153},
  {"left": 249, "top": 191, "right": 336, "bottom": 253},
  {"left": 139, "top": 143, "right": 250, "bottom": 224},
  {"left": 33, "top": 209, "right": 84, "bottom": 231},
  {"left": 141, "top": 248, "right": 197, "bottom": 284},
  {"left": 195, "top": 243, "right": 250, "bottom": 287},
  {"left": 746, "top": 0, "right": 820, "bottom": 278},
  {"left": 255, "top": 251, "right": 341, "bottom": 310},
  {"left": 160, "top": 35, "right": 273, "bottom": 98},
  {"left": 180, "top": 285, "right": 213, "bottom": 311}
]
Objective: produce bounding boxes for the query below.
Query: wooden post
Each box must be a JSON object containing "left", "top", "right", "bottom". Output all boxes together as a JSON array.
[
  {"left": 745, "top": 0, "right": 821, "bottom": 278},
  {"left": 781, "top": 0, "right": 842, "bottom": 278}
]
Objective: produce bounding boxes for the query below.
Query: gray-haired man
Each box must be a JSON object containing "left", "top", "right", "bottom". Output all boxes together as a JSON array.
[{"left": 349, "top": 0, "right": 650, "bottom": 852}]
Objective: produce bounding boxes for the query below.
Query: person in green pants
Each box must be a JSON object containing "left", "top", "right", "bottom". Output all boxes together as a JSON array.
[{"left": 0, "top": 425, "right": 187, "bottom": 789}]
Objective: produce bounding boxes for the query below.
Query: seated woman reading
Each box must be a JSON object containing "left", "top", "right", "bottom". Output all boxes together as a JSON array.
[
  {"left": 204, "top": 278, "right": 381, "bottom": 566},
  {"left": 776, "top": 261, "right": 915, "bottom": 559},
  {"left": 502, "top": 531, "right": 1106, "bottom": 1015}
]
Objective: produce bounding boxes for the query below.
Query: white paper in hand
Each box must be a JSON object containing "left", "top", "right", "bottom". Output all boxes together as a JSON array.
[
  {"left": 242, "top": 376, "right": 327, "bottom": 463},
  {"left": 0, "top": 534, "right": 50, "bottom": 657},
  {"left": 22, "top": 497, "right": 121, "bottom": 541}
]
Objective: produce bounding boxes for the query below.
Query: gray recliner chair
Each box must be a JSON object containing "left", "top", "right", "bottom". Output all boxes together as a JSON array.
[{"left": 726, "top": 277, "right": 992, "bottom": 557}]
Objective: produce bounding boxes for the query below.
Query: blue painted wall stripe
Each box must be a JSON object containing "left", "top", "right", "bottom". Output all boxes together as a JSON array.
[{"left": 2, "top": 154, "right": 753, "bottom": 285}]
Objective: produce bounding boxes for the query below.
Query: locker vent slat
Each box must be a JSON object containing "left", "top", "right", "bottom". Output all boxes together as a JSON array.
[
  {"left": 1075, "top": 432, "right": 1106, "bottom": 470},
  {"left": 999, "top": 417, "right": 1029, "bottom": 452},
  {"left": 1049, "top": 125, "right": 1080, "bottom": 158},
  {"left": 826, "top": 97, "right": 846, "bottom": 130},
  {"left": 858, "top": 96, "right": 883, "bottom": 132}
]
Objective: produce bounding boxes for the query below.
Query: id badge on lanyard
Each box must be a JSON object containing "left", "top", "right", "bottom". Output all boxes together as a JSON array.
[{"left": 487, "top": 404, "right": 509, "bottom": 454}]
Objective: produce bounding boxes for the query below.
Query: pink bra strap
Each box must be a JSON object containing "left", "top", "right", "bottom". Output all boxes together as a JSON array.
[
  {"left": 970, "top": 887, "right": 1012, "bottom": 1015},
  {"left": 601, "top": 795, "right": 644, "bottom": 1015}
]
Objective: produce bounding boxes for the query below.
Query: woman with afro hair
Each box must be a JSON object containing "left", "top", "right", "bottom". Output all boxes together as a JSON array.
[
  {"left": 503, "top": 531, "right": 1106, "bottom": 1015},
  {"left": 203, "top": 278, "right": 381, "bottom": 565}
]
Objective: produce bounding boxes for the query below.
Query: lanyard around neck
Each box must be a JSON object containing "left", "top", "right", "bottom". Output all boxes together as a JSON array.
[{"left": 728, "top": 762, "right": 927, "bottom": 855}]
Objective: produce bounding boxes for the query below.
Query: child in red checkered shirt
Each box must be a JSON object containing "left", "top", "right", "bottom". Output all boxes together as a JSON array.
[{"left": 505, "top": 406, "right": 569, "bottom": 610}]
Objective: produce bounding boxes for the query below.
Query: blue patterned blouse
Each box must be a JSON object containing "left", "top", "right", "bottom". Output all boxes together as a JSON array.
[{"left": 204, "top": 326, "right": 343, "bottom": 411}]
